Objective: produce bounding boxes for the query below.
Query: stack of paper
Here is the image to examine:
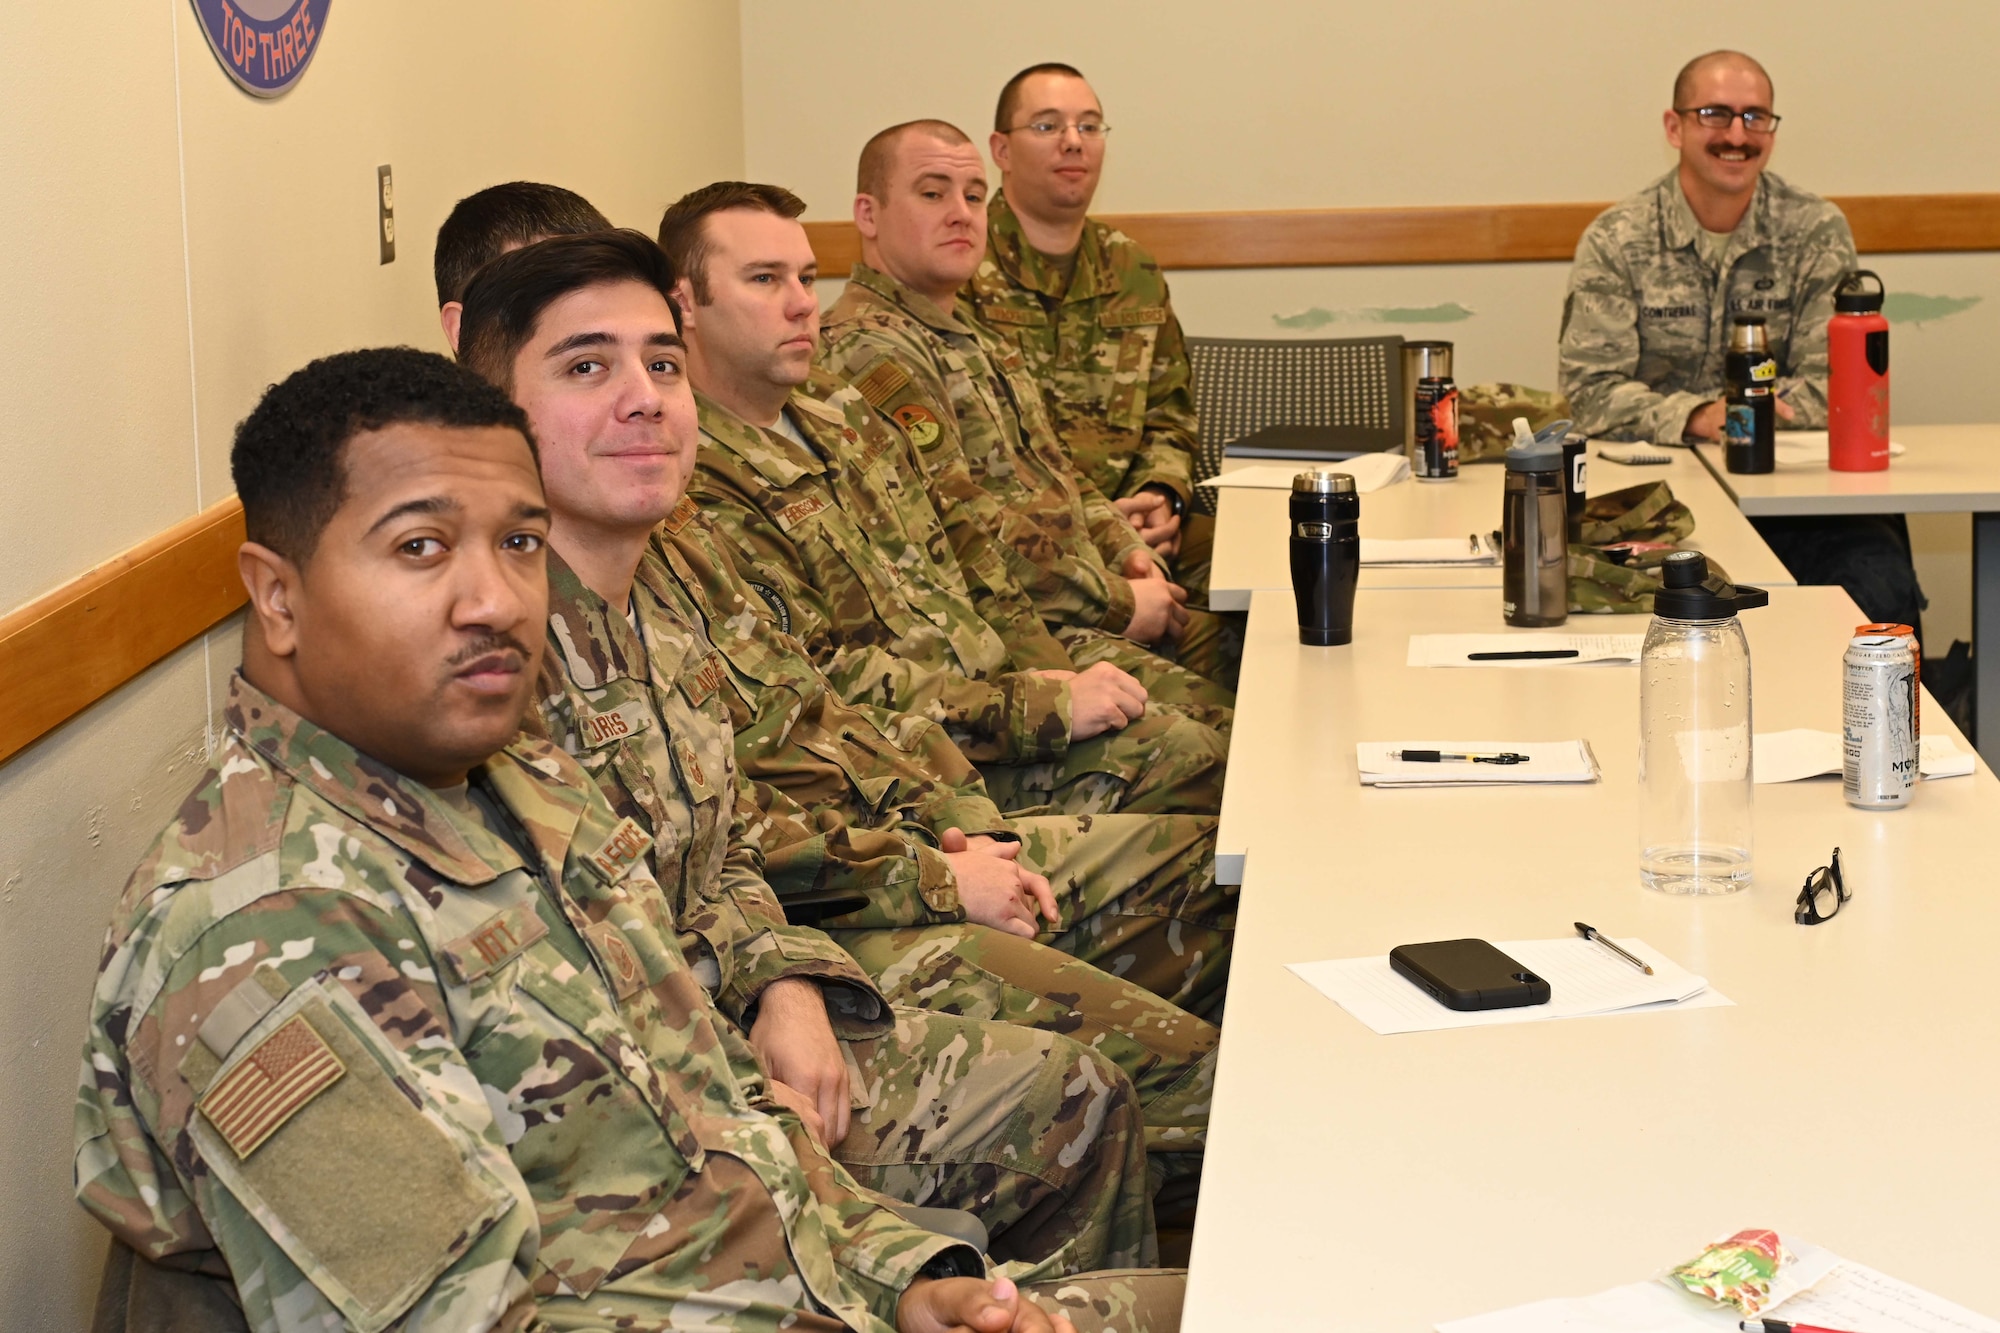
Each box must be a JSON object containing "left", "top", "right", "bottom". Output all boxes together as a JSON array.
[
  {"left": 1408, "top": 633, "right": 1646, "bottom": 667},
  {"left": 1194, "top": 452, "right": 1410, "bottom": 493},
  {"left": 1289, "top": 937, "right": 1726, "bottom": 1035},
  {"left": 1357, "top": 740, "right": 1600, "bottom": 786},
  {"left": 1754, "top": 728, "right": 1977, "bottom": 782},
  {"left": 1437, "top": 1237, "right": 2000, "bottom": 1333},
  {"left": 1775, "top": 429, "right": 1907, "bottom": 466},
  {"left": 1360, "top": 535, "right": 1498, "bottom": 566}
]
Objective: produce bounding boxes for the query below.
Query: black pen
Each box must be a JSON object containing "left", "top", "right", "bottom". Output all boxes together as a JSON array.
[
  {"left": 1467, "top": 649, "right": 1581, "bottom": 661},
  {"left": 1393, "top": 750, "right": 1530, "bottom": 765},
  {"left": 1574, "top": 922, "right": 1653, "bottom": 974}
]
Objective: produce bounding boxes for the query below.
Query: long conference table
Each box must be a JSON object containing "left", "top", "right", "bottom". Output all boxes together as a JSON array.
[
  {"left": 1183, "top": 457, "right": 2000, "bottom": 1329},
  {"left": 1693, "top": 423, "right": 2000, "bottom": 763}
]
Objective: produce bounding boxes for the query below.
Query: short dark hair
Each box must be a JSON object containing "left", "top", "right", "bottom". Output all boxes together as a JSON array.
[
  {"left": 456, "top": 229, "right": 681, "bottom": 390},
  {"left": 856, "top": 120, "right": 974, "bottom": 198},
  {"left": 657, "top": 182, "right": 807, "bottom": 305},
  {"left": 1672, "top": 50, "right": 1773, "bottom": 109},
  {"left": 995, "top": 62, "right": 1088, "bottom": 132},
  {"left": 433, "top": 182, "right": 611, "bottom": 307},
  {"left": 231, "top": 348, "right": 533, "bottom": 564}
]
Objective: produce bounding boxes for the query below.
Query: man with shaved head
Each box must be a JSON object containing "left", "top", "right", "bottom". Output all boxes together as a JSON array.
[{"left": 1559, "top": 49, "right": 1924, "bottom": 633}]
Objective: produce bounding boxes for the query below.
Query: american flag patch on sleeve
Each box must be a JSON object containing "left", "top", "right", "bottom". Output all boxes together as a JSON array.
[{"left": 199, "top": 1014, "right": 346, "bottom": 1159}]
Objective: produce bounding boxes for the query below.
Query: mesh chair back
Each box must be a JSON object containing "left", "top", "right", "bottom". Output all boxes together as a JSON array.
[{"left": 1187, "top": 335, "right": 1406, "bottom": 514}]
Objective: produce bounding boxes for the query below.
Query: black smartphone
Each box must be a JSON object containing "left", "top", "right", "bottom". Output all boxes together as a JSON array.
[{"left": 1389, "top": 938, "right": 1551, "bottom": 1012}]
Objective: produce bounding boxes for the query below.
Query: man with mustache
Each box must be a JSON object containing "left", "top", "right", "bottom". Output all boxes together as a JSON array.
[
  {"left": 1558, "top": 49, "right": 1923, "bottom": 633},
  {"left": 74, "top": 345, "right": 1176, "bottom": 1332}
]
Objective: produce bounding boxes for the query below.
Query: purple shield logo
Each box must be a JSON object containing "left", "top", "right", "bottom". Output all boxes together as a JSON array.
[{"left": 190, "top": 0, "right": 331, "bottom": 98}]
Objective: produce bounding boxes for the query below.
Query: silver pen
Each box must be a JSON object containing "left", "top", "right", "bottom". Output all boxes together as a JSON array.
[{"left": 1573, "top": 921, "right": 1654, "bottom": 975}]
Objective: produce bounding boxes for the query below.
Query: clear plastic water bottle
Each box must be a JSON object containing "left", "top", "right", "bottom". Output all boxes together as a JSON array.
[{"left": 1638, "top": 551, "right": 1769, "bottom": 894}]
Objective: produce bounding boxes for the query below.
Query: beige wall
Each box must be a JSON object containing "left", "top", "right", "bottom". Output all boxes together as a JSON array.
[
  {"left": 746, "top": 0, "right": 2000, "bottom": 650},
  {"left": 0, "top": 3, "right": 743, "bottom": 1325}
]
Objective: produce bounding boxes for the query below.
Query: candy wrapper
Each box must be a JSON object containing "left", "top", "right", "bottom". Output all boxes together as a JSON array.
[{"left": 1666, "top": 1228, "right": 1804, "bottom": 1315}]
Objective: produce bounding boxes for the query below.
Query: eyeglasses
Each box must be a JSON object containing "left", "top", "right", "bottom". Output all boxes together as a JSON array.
[
  {"left": 1794, "top": 848, "right": 1847, "bottom": 925},
  {"left": 1005, "top": 119, "right": 1112, "bottom": 141},
  {"left": 1676, "top": 105, "right": 1782, "bottom": 134}
]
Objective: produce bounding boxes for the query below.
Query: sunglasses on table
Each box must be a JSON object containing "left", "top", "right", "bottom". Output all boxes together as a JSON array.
[{"left": 1795, "top": 847, "right": 1848, "bottom": 925}]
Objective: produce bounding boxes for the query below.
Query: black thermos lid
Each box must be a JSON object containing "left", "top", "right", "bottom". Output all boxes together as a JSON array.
[{"left": 1835, "top": 269, "right": 1886, "bottom": 314}]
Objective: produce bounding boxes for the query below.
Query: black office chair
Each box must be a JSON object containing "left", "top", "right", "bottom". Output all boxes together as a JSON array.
[{"left": 1186, "top": 334, "right": 1407, "bottom": 515}]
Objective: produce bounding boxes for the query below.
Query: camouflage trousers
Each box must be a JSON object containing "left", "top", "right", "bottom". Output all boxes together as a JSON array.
[
  {"left": 1458, "top": 382, "right": 1573, "bottom": 463},
  {"left": 1012, "top": 813, "right": 1232, "bottom": 1025},
  {"left": 1018, "top": 1269, "right": 1188, "bottom": 1333},
  {"left": 1056, "top": 627, "right": 1235, "bottom": 726},
  {"left": 833, "top": 1006, "right": 1153, "bottom": 1275},
  {"left": 828, "top": 920, "right": 1218, "bottom": 1169},
  {"left": 977, "top": 705, "right": 1228, "bottom": 820}
]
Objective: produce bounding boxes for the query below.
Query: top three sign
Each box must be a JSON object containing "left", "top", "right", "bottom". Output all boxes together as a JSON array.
[{"left": 190, "top": 0, "right": 331, "bottom": 98}]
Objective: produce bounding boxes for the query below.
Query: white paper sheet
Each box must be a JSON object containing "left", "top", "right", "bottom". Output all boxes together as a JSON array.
[
  {"left": 1361, "top": 535, "right": 1499, "bottom": 566},
  {"left": 1437, "top": 1246, "right": 2000, "bottom": 1333},
  {"left": 1774, "top": 429, "right": 1908, "bottom": 466},
  {"left": 1356, "top": 740, "right": 1599, "bottom": 786},
  {"left": 1194, "top": 452, "right": 1411, "bottom": 493},
  {"left": 1288, "top": 937, "right": 1728, "bottom": 1036},
  {"left": 1408, "top": 633, "right": 1647, "bottom": 667},
  {"left": 1753, "top": 728, "right": 1976, "bottom": 782}
]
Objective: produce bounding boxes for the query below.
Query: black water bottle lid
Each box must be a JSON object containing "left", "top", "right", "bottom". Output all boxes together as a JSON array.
[
  {"left": 1732, "top": 314, "right": 1767, "bottom": 326},
  {"left": 1835, "top": 269, "right": 1886, "bottom": 313},
  {"left": 1653, "top": 550, "right": 1771, "bottom": 618}
]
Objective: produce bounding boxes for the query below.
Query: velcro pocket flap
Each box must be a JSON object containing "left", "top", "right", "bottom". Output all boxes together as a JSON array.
[{"left": 190, "top": 978, "right": 516, "bottom": 1333}]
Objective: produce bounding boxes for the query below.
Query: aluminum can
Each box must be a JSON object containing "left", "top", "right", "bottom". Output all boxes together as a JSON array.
[
  {"left": 1843, "top": 634, "right": 1919, "bottom": 809},
  {"left": 1413, "top": 375, "right": 1460, "bottom": 480},
  {"left": 1855, "top": 622, "right": 1920, "bottom": 745}
]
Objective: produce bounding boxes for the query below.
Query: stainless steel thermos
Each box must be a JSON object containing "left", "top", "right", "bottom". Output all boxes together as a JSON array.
[
  {"left": 1724, "top": 315, "right": 1777, "bottom": 474},
  {"left": 1290, "top": 469, "right": 1360, "bottom": 645}
]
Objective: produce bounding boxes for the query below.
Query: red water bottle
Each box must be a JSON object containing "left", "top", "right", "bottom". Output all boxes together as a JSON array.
[{"left": 1828, "top": 270, "right": 1889, "bottom": 471}]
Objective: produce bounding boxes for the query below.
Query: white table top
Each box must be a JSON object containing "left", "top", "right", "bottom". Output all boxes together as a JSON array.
[
  {"left": 1188, "top": 585, "right": 1999, "bottom": 1331},
  {"left": 1695, "top": 423, "right": 2000, "bottom": 515},
  {"left": 1206, "top": 446, "right": 1795, "bottom": 612}
]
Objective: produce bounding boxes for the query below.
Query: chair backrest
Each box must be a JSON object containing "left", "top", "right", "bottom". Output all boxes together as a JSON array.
[{"left": 1186, "top": 334, "right": 1406, "bottom": 513}]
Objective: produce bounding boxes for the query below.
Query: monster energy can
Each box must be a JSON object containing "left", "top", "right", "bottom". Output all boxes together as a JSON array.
[{"left": 1843, "top": 633, "right": 1919, "bottom": 809}]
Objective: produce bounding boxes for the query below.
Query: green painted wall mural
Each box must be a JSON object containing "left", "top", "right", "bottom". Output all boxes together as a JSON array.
[
  {"left": 1273, "top": 302, "right": 1475, "bottom": 330},
  {"left": 1882, "top": 293, "right": 1982, "bottom": 325}
]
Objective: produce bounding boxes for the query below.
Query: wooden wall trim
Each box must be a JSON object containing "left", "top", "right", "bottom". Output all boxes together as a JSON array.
[
  {"left": 5, "top": 190, "right": 1996, "bottom": 768},
  {"left": 0, "top": 498, "right": 246, "bottom": 765},
  {"left": 806, "top": 192, "right": 2000, "bottom": 276}
]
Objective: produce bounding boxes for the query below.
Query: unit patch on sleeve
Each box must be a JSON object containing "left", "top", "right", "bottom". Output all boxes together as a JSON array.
[
  {"left": 198, "top": 1015, "right": 346, "bottom": 1160},
  {"left": 891, "top": 404, "right": 942, "bottom": 448}
]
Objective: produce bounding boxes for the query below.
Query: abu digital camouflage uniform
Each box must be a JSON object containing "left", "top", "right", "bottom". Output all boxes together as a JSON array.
[
  {"left": 1559, "top": 169, "right": 1856, "bottom": 443},
  {"left": 690, "top": 370, "right": 1229, "bottom": 820},
  {"left": 75, "top": 675, "right": 1181, "bottom": 1331},
  {"left": 967, "top": 190, "right": 1197, "bottom": 515},
  {"left": 534, "top": 551, "right": 1153, "bottom": 1270},
  {"left": 648, "top": 498, "right": 1233, "bottom": 1031},
  {"left": 823, "top": 263, "right": 1239, "bottom": 698}
]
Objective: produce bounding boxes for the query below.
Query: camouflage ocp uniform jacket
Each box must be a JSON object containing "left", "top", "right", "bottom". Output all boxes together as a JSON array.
[
  {"left": 1558, "top": 169, "right": 1857, "bottom": 442},
  {"left": 535, "top": 551, "right": 889, "bottom": 1035},
  {"left": 822, "top": 263, "right": 1159, "bottom": 637},
  {"left": 647, "top": 499, "right": 1014, "bottom": 929},
  {"left": 75, "top": 675, "right": 975, "bottom": 1333},
  {"left": 691, "top": 372, "right": 1074, "bottom": 767},
  {"left": 965, "top": 188, "right": 1200, "bottom": 509}
]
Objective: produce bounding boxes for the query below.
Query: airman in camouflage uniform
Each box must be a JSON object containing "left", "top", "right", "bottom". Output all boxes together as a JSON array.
[
  {"left": 651, "top": 501, "right": 1235, "bottom": 1028},
  {"left": 690, "top": 368, "right": 1230, "bottom": 819},
  {"left": 967, "top": 191, "right": 1199, "bottom": 549},
  {"left": 823, "top": 264, "right": 1239, "bottom": 705},
  {"left": 537, "top": 551, "right": 1159, "bottom": 1269},
  {"left": 1559, "top": 169, "right": 1854, "bottom": 442}
]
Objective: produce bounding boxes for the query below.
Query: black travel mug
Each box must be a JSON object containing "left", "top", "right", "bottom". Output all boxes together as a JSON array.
[{"left": 1290, "top": 469, "right": 1360, "bottom": 645}]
